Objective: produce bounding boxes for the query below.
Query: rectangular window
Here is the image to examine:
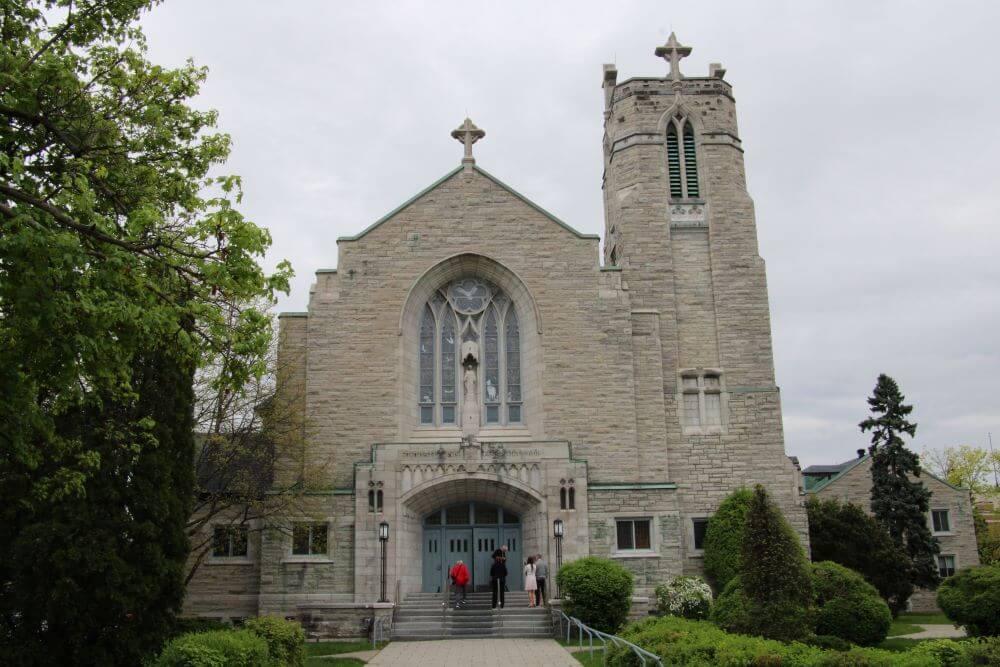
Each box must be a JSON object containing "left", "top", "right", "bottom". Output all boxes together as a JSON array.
[
  {"left": 616, "top": 519, "right": 652, "bottom": 552},
  {"left": 442, "top": 404, "right": 456, "bottom": 424},
  {"left": 683, "top": 393, "right": 701, "bottom": 427},
  {"left": 938, "top": 554, "right": 956, "bottom": 578},
  {"left": 508, "top": 404, "right": 521, "bottom": 423},
  {"left": 704, "top": 394, "right": 722, "bottom": 426},
  {"left": 292, "top": 522, "right": 328, "bottom": 556},
  {"left": 692, "top": 518, "right": 709, "bottom": 550},
  {"left": 420, "top": 405, "right": 433, "bottom": 424},
  {"left": 932, "top": 509, "right": 951, "bottom": 534},
  {"left": 680, "top": 371, "right": 725, "bottom": 431},
  {"left": 486, "top": 405, "right": 499, "bottom": 424},
  {"left": 212, "top": 525, "right": 249, "bottom": 558}
]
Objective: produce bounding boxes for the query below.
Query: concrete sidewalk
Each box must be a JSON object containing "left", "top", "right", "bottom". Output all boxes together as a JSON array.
[{"left": 366, "top": 638, "right": 579, "bottom": 666}]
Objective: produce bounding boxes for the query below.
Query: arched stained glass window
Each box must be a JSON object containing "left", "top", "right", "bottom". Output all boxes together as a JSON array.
[
  {"left": 483, "top": 309, "right": 500, "bottom": 424},
  {"left": 505, "top": 306, "right": 521, "bottom": 423},
  {"left": 666, "top": 123, "right": 683, "bottom": 198},
  {"left": 683, "top": 122, "right": 699, "bottom": 197},
  {"left": 440, "top": 315, "right": 457, "bottom": 424},
  {"left": 666, "top": 118, "right": 699, "bottom": 199},
  {"left": 419, "top": 306, "right": 435, "bottom": 424},
  {"left": 416, "top": 278, "right": 525, "bottom": 427}
]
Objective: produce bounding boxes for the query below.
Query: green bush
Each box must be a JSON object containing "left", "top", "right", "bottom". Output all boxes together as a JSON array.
[
  {"left": 963, "top": 636, "right": 1000, "bottom": 665},
  {"left": 245, "top": 616, "right": 305, "bottom": 666},
  {"left": 173, "top": 618, "right": 231, "bottom": 637},
  {"left": 807, "top": 496, "right": 915, "bottom": 616},
  {"left": 908, "top": 639, "right": 972, "bottom": 666},
  {"left": 605, "top": 615, "right": 937, "bottom": 667},
  {"left": 708, "top": 577, "right": 751, "bottom": 634},
  {"left": 741, "top": 485, "right": 813, "bottom": 642},
  {"left": 557, "top": 556, "right": 634, "bottom": 633},
  {"left": 654, "top": 575, "right": 713, "bottom": 620},
  {"left": 703, "top": 488, "right": 753, "bottom": 592},
  {"left": 153, "top": 629, "right": 270, "bottom": 667},
  {"left": 937, "top": 564, "right": 1000, "bottom": 636},
  {"left": 804, "top": 634, "right": 852, "bottom": 652},
  {"left": 812, "top": 562, "right": 892, "bottom": 646}
]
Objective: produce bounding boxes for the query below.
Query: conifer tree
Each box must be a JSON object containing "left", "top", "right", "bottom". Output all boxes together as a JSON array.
[
  {"left": 860, "top": 374, "right": 940, "bottom": 590},
  {"left": 741, "top": 485, "right": 813, "bottom": 641}
]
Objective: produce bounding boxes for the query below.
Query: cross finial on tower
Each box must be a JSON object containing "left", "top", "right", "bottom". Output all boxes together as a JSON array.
[
  {"left": 654, "top": 32, "right": 692, "bottom": 82},
  {"left": 451, "top": 118, "right": 485, "bottom": 167}
]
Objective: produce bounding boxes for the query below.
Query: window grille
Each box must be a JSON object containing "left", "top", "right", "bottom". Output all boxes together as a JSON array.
[
  {"left": 666, "top": 124, "right": 683, "bottom": 198},
  {"left": 666, "top": 119, "right": 700, "bottom": 199},
  {"left": 683, "top": 122, "right": 699, "bottom": 197}
]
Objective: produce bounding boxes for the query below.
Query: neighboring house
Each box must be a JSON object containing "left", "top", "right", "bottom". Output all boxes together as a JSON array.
[{"left": 804, "top": 452, "right": 980, "bottom": 611}]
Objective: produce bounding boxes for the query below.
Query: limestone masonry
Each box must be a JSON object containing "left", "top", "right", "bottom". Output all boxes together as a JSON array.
[{"left": 184, "top": 34, "right": 810, "bottom": 633}]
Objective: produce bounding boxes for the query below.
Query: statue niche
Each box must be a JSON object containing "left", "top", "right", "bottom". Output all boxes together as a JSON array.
[{"left": 460, "top": 340, "right": 480, "bottom": 441}]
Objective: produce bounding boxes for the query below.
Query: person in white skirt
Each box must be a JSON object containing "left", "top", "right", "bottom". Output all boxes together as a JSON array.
[{"left": 524, "top": 555, "right": 538, "bottom": 607}]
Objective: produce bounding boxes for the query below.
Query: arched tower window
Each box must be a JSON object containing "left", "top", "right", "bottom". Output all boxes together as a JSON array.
[
  {"left": 416, "top": 278, "right": 524, "bottom": 426},
  {"left": 666, "top": 118, "right": 700, "bottom": 199}
]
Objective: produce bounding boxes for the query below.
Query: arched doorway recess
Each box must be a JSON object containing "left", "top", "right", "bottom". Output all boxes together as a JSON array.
[{"left": 421, "top": 502, "right": 523, "bottom": 592}]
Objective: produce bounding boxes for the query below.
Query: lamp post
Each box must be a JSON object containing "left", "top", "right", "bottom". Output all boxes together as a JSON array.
[
  {"left": 378, "top": 521, "right": 389, "bottom": 603},
  {"left": 553, "top": 519, "right": 564, "bottom": 599}
]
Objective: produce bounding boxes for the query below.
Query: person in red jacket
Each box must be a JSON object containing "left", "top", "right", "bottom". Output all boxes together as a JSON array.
[{"left": 449, "top": 560, "right": 470, "bottom": 608}]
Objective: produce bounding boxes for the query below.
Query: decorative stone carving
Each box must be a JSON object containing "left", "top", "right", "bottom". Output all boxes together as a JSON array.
[{"left": 669, "top": 203, "right": 707, "bottom": 228}]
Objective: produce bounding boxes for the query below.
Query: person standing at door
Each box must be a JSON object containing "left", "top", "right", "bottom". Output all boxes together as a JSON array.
[
  {"left": 524, "top": 556, "right": 538, "bottom": 607},
  {"left": 534, "top": 553, "right": 548, "bottom": 605},
  {"left": 449, "top": 559, "right": 470, "bottom": 609},
  {"left": 490, "top": 555, "right": 507, "bottom": 609}
]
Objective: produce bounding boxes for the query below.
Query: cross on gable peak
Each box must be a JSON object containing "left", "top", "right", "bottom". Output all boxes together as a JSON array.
[
  {"left": 451, "top": 117, "right": 485, "bottom": 166},
  {"left": 654, "top": 32, "right": 693, "bottom": 82}
]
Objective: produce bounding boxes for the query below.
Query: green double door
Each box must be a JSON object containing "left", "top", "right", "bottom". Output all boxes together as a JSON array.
[{"left": 420, "top": 503, "right": 522, "bottom": 593}]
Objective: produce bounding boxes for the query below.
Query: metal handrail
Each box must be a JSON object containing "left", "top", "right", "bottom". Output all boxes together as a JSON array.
[
  {"left": 371, "top": 615, "right": 390, "bottom": 650},
  {"left": 556, "top": 610, "right": 663, "bottom": 667}
]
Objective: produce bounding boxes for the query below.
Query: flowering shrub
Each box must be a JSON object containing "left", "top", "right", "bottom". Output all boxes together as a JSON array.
[{"left": 654, "top": 575, "right": 713, "bottom": 620}]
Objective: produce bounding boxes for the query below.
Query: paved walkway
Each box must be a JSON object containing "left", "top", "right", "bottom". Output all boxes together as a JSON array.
[
  {"left": 366, "top": 638, "right": 579, "bottom": 666},
  {"left": 897, "top": 624, "right": 966, "bottom": 639}
]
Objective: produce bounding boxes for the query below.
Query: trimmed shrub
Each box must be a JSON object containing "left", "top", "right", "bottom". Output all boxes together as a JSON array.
[
  {"left": 557, "top": 556, "right": 634, "bottom": 633},
  {"left": 654, "top": 575, "right": 712, "bottom": 620},
  {"left": 703, "top": 487, "right": 753, "bottom": 592},
  {"left": 605, "top": 615, "right": 938, "bottom": 667},
  {"left": 964, "top": 637, "right": 1000, "bottom": 665},
  {"left": 172, "top": 618, "right": 231, "bottom": 638},
  {"left": 805, "top": 634, "right": 853, "bottom": 651},
  {"left": 812, "top": 561, "right": 892, "bottom": 646},
  {"left": 937, "top": 564, "right": 1000, "bottom": 636},
  {"left": 741, "top": 485, "right": 813, "bottom": 642},
  {"left": 245, "top": 616, "right": 305, "bottom": 666},
  {"left": 807, "top": 496, "right": 915, "bottom": 616},
  {"left": 153, "top": 629, "right": 270, "bottom": 667},
  {"left": 908, "top": 639, "right": 972, "bottom": 666},
  {"left": 708, "top": 577, "right": 751, "bottom": 634}
]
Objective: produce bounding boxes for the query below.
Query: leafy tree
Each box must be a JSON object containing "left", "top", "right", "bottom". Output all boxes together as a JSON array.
[
  {"left": 702, "top": 488, "right": 753, "bottom": 593},
  {"left": 937, "top": 565, "right": 1000, "bottom": 637},
  {"left": 973, "top": 506, "right": 1000, "bottom": 566},
  {"left": 860, "top": 374, "right": 940, "bottom": 590},
  {"left": 806, "top": 496, "right": 914, "bottom": 615},
  {"left": 1, "top": 1, "right": 289, "bottom": 663},
  {"left": 922, "top": 444, "right": 1000, "bottom": 497},
  {"left": 740, "top": 485, "right": 813, "bottom": 642}
]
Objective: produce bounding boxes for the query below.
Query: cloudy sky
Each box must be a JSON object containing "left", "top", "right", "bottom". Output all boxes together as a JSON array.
[{"left": 141, "top": 1, "right": 999, "bottom": 469}]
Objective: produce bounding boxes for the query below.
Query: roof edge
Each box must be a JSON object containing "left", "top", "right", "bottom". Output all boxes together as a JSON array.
[{"left": 805, "top": 453, "right": 971, "bottom": 495}]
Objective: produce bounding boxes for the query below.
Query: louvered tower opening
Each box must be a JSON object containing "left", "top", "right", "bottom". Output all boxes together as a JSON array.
[
  {"left": 666, "top": 124, "right": 683, "bottom": 198},
  {"left": 683, "top": 122, "right": 699, "bottom": 198}
]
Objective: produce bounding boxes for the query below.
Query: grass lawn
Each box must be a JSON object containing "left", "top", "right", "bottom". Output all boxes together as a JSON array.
[
  {"left": 897, "top": 612, "right": 952, "bottom": 625},
  {"left": 305, "top": 659, "right": 366, "bottom": 667},
  {"left": 886, "top": 621, "right": 923, "bottom": 637},
  {"left": 306, "top": 640, "right": 381, "bottom": 656}
]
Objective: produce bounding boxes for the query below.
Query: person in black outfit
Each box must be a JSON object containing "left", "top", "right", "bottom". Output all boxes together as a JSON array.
[{"left": 490, "top": 555, "right": 507, "bottom": 609}]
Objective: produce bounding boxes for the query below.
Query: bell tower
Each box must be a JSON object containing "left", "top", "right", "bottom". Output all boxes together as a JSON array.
[{"left": 602, "top": 35, "right": 805, "bottom": 538}]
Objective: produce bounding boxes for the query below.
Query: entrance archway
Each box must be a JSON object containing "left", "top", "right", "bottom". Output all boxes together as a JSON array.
[{"left": 421, "top": 502, "right": 522, "bottom": 592}]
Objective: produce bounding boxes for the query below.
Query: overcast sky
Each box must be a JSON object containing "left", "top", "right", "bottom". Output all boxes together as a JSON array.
[{"left": 141, "top": 1, "right": 999, "bottom": 469}]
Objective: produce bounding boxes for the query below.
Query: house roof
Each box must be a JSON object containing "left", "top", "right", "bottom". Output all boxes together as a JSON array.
[
  {"left": 803, "top": 452, "right": 970, "bottom": 494},
  {"left": 335, "top": 164, "right": 600, "bottom": 244}
]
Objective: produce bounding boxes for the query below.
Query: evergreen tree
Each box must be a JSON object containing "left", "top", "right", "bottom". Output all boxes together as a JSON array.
[
  {"left": 806, "top": 496, "right": 914, "bottom": 616},
  {"left": 860, "top": 374, "right": 940, "bottom": 590},
  {"left": 741, "top": 485, "right": 813, "bottom": 642}
]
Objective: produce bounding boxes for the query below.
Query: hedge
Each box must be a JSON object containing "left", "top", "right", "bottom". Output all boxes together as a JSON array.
[
  {"left": 153, "top": 629, "right": 270, "bottom": 667},
  {"left": 654, "top": 575, "right": 713, "bottom": 620},
  {"left": 937, "top": 564, "right": 1000, "bottom": 637},
  {"left": 605, "top": 616, "right": 939, "bottom": 667},
  {"left": 812, "top": 561, "right": 892, "bottom": 646},
  {"left": 703, "top": 488, "right": 753, "bottom": 592},
  {"left": 557, "top": 556, "right": 634, "bottom": 633},
  {"left": 244, "top": 616, "right": 305, "bottom": 666}
]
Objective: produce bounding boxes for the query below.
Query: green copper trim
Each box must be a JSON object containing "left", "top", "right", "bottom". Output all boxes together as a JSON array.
[
  {"left": 728, "top": 386, "right": 778, "bottom": 394},
  {"left": 335, "top": 163, "right": 599, "bottom": 243},
  {"left": 278, "top": 312, "right": 308, "bottom": 318},
  {"left": 588, "top": 482, "right": 678, "bottom": 491},
  {"left": 316, "top": 268, "right": 338, "bottom": 274}
]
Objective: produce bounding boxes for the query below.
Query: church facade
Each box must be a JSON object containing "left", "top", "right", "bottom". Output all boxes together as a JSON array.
[{"left": 184, "top": 35, "right": 807, "bottom": 629}]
